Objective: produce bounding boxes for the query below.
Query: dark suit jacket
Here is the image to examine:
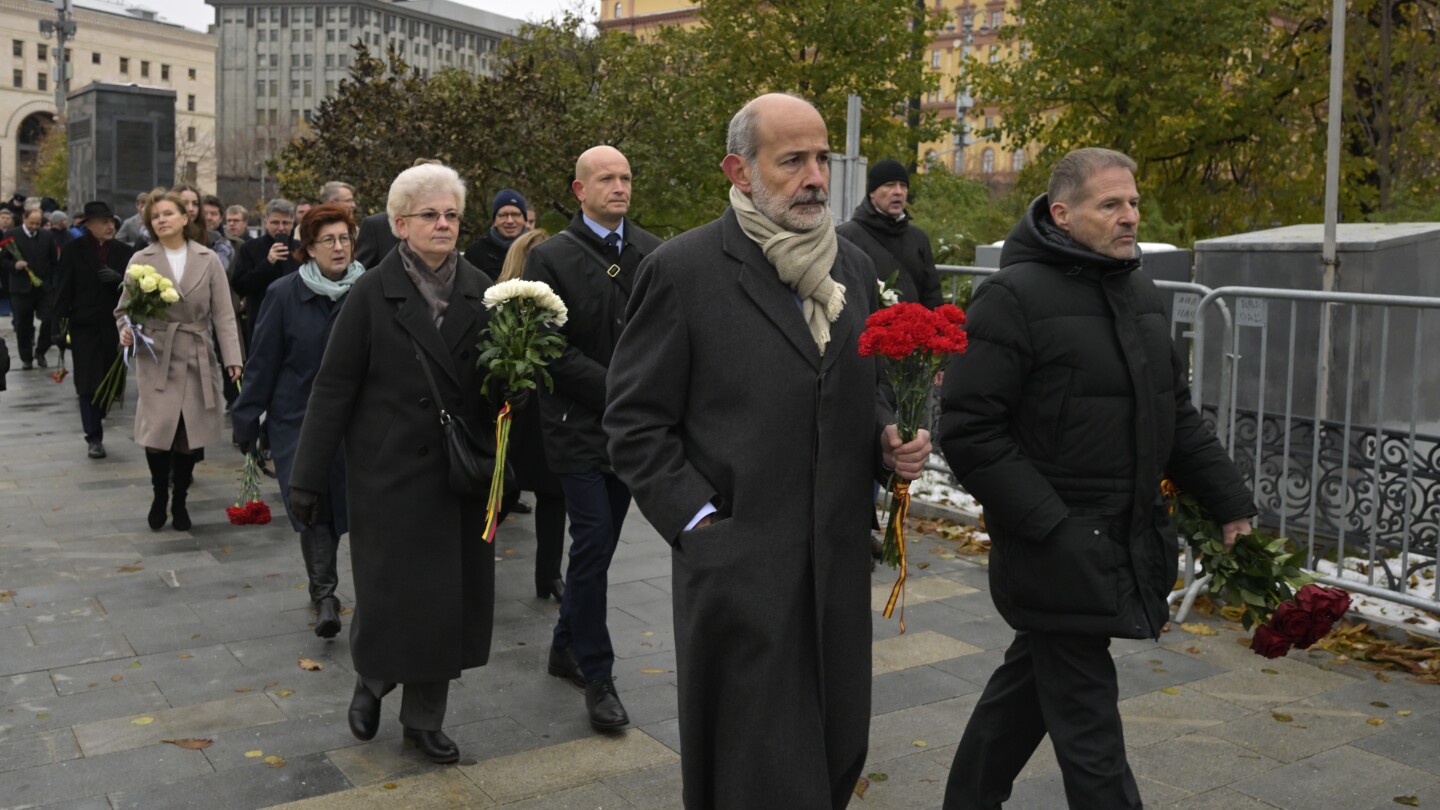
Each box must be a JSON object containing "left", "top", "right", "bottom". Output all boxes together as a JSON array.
[
  {"left": 354, "top": 212, "right": 399, "bottom": 270},
  {"left": 230, "top": 233, "right": 299, "bottom": 340},
  {"left": 1, "top": 226, "right": 57, "bottom": 295},
  {"left": 54, "top": 235, "right": 135, "bottom": 393},
  {"left": 290, "top": 249, "right": 496, "bottom": 684},
  {"left": 604, "top": 207, "right": 886, "bottom": 808}
]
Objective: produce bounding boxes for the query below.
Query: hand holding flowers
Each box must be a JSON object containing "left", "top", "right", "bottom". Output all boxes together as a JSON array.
[{"left": 94, "top": 264, "right": 181, "bottom": 411}]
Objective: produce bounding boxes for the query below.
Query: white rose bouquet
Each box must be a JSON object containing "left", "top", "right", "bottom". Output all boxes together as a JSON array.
[
  {"left": 475, "top": 279, "right": 569, "bottom": 541},
  {"left": 93, "top": 264, "right": 181, "bottom": 411}
]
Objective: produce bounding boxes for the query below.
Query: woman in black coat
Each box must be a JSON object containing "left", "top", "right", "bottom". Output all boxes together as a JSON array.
[
  {"left": 231, "top": 203, "right": 359, "bottom": 639},
  {"left": 53, "top": 202, "right": 135, "bottom": 459},
  {"left": 288, "top": 164, "right": 497, "bottom": 765}
]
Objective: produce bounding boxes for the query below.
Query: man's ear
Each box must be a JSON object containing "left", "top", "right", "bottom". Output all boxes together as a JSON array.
[
  {"left": 1049, "top": 199, "right": 1071, "bottom": 233},
  {"left": 571, "top": 178, "right": 585, "bottom": 204},
  {"left": 721, "top": 154, "right": 752, "bottom": 193}
]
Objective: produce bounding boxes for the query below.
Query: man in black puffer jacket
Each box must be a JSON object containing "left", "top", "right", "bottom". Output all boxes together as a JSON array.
[
  {"left": 837, "top": 159, "right": 943, "bottom": 307},
  {"left": 938, "top": 148, "right": 1255, "bottom": 810}
]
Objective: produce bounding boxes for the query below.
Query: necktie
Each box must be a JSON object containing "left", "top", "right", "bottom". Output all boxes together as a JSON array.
[{"left": 603, "top": 231, "right": 621, "bottom": 261}]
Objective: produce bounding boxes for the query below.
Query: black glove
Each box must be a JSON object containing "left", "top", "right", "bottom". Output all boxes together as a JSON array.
[
  {"left": 234, "top": 434, "right": 256, "bottom": 457},
  {"left": 502, "top": 385, "right": 532, "bottom": 411},
  {"left": 288, "top": 487, "right": 321, "bottom": 527},
  {"left": 96, "top": 267, "right": 123, "bottom": 285}
]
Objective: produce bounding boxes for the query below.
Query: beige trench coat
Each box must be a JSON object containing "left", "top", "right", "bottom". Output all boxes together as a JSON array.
[{"left": 115, "top": 240, "right": 243, "bottom": 451}]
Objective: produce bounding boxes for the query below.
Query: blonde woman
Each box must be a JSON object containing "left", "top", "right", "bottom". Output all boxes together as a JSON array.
[{"left": 118, "top": 189, "right": 243, "bottom": 531}]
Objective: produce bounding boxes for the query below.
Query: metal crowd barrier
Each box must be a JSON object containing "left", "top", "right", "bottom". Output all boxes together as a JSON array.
[{"left": 925, "top": 268, "right": 1440, "bottom": 622}]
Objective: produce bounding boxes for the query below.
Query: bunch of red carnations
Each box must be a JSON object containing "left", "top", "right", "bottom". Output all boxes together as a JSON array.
[
  {"left": 858, "top": 301, "right": 968, "bottom": 630},
  {"left": 225, "top": 452, "right": 272, "bottom": 526}
]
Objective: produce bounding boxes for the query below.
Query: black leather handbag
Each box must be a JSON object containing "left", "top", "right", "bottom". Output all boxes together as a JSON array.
[{"left": 411, "top": 338, "right": 488, "bottom": 496}]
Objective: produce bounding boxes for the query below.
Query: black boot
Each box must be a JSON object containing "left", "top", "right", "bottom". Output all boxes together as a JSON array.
[
  {"left": 170, "top": 453, "right": 196, "bottom": 531},
  {"left": 301, "top": 523, "right": 342, "bottom": 638},
  {"left": 145, "top": 451, "right": 172, "bottom": 531}
]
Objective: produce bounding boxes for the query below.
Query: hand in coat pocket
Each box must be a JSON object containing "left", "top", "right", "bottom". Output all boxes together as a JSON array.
[{"left": 1007, "top": 515, "right": 1125, "bottom": 616}]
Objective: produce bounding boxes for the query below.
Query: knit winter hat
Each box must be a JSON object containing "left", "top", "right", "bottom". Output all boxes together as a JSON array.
[
  {"left": 866, "top": 159, "right": 910, "bottom": 194},
  {"left": 492, "top": 189, "right": 527, "bottom": 218}
]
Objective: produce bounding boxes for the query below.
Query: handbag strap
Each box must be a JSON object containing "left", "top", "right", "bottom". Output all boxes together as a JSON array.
[{"left": 409, "top": 337, "right": 455, "bottom": 426}]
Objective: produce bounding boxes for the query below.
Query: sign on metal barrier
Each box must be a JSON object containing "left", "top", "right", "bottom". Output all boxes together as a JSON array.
[
  {"left": 1172, "top": 292, "right": 1199, "bottom": 324},
  {"left": 1236, "top": 297, "right": 1268, "bottom": 328}
]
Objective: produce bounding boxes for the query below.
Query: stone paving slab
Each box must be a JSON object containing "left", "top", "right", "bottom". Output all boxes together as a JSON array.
[{"left": 4, "top": 327, "right": 1440, "bottom": 808}]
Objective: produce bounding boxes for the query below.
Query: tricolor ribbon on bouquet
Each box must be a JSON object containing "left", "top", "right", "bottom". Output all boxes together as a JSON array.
[
  {"left": 481, "top": 402, "right": 514, "bottom": 543},
  {"left": 881, "top": 480, "right": 913, "bottom": 632}
]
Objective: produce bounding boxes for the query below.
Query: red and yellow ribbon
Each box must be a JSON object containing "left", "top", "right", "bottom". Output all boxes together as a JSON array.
[
  {"left": 481, "top": 402, "right": 513, "bottom": 544},
  {"left": 882, "top": 480, "right": 912, "bottom": 633}
]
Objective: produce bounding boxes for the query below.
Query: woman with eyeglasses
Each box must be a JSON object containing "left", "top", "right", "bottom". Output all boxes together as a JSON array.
[
  {"left": 288, "top": 164, "right": 499, "bottom": 765},
  {"left": 231, "top": 203, "right": 362, "bottom": 640}
]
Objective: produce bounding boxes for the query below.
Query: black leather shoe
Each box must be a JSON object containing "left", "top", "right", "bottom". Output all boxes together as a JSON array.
[
  {"left": 512, "top": 499, "right": 533, "bottom": 514},
  {"left": 536, "top": 577, "right": 564, "bottom": 602},
  {"left": 87, "top": 442, "right": 106, "bottom": 459},
  {"left": 547, "top": 644, "right": 585, "bottom": 688},
  {"left": 585, "top": 678, "right": 630, "bottom": 730},
  {"left": 315, "top": 596, "right": 341, "bottom": 639},
  {"left": 347, "top": 680, "right": 382, "bottom": 741},
  {"left": 403, "top": 727, "right": 459, "bottom": 764},
  {"left": 21, "top": 362, "right": 33, "bottom": 370},
  {"left": 35, "top": 354, "right": 47, "bottom": 368}
]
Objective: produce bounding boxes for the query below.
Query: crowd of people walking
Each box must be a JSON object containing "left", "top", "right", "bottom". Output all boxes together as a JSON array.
[{"left": 0, "top": 89, "right": 1257, "bottom": 809}]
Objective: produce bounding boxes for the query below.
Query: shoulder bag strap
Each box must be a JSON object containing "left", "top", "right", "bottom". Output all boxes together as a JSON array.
[
  {"left": 409, "top": 336, "right": 454, "bottom": 427},
  {"left": 553, "top": 230, "right": 623, "bottom": 280}
]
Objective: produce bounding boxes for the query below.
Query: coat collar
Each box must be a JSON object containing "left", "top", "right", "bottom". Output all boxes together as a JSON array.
[
  {"left": 720, "top": 207, "right": 859, "bottom": 372},
  {"left": 135, "top": 240, "right": 213, "bottom": 299},
  {"left": 377, "top": 248, "right": 487, "bottom": 386}
]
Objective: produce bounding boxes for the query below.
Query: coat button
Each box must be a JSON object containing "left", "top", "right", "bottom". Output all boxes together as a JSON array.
[
  {"left": 419, "top": 397, "right": 431, "bottom": 408},
  {"left": 1093, "top": 529, "right": 1101, "bottom": 535},
  {"left": 418, "top": 445, "right": 429, "bottom": 456}
]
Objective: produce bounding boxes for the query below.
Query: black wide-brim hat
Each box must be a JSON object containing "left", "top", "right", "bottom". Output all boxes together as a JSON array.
[{"left": 82, "top": 200, "right": 114, "bottom": 221}]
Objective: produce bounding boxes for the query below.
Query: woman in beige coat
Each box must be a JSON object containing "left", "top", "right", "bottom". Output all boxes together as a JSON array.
[{"left": 118, "top": 189, "right": 243, "bottom": 531}]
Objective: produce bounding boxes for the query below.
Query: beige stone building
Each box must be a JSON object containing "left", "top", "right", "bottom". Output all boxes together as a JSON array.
[
  {"left": 599, "top": 0, "right": 1027, "bottom": 188},
  {"left": 1, "top": 0, "right": 217, "bottom": 202}
]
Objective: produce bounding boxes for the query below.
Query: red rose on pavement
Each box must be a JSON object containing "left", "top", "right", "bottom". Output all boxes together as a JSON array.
[
  {"left": 1294, "top": 584, "right": 1351, "bottom": 646},
  {"left": 1268, "top": 601, "right": 1315, "bottom": 646},
  {"left": 1250, "top": 624, "right": 1293, "bottom": 659}
]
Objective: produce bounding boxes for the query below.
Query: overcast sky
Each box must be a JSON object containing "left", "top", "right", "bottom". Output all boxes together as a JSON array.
[{"left": 136, "top": 0, "right": 596, "bottom": 33}]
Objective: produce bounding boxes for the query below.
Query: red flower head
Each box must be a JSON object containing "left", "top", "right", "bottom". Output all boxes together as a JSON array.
[
  {"left": 246, "top": 501, "right": 272, "bottom": 525},
  {"left": 1249, "top": 624, "right": 1293, "bottom": 659},
  {"left": 1293, "top": 584, "right": 1351, "bottom": 646},
  {"left": 1267, "top": 601, "right": 1315, "bottom": 647},
  {"left": 859, "top": 302, "right": 969, "bottom": 360},
  {"left": 935, "top": 303, "right": 967, "bottom": 326},
  {"left": 226, "top": 505, "right": 253, "bottom": 526}
]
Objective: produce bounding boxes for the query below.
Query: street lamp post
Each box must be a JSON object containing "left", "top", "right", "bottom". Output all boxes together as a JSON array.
[
  {"left": 949, "top": 19, "right": 976, "bottom": 175},
  {"left": 38, "top": 0, "right": 77, "bottom": 117}
]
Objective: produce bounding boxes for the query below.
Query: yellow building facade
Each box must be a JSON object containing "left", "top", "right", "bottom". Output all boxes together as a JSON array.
[
  {"left": 598, "top": 0, "right": 1026, "bottom": 187},
  {"left": 1, "top": 0, "right": 217, "bottom": 201}
]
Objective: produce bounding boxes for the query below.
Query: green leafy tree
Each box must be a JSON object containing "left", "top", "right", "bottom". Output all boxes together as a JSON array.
[{"left": 32, "top": 124, "right": 68, "bottom": 207}]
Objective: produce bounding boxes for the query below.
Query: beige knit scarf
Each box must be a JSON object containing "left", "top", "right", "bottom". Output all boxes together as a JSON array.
[{"left": 730, "top": 185, "right": 846, "bottom": 355}]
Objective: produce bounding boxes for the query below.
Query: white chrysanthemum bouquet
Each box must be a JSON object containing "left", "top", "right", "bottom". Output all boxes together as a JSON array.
[
  {"left": 93, "top": 264, "right": 181, "bottom": 411},
  {"left": 475, "top": 279, "right": 569, "bottom": 540}
]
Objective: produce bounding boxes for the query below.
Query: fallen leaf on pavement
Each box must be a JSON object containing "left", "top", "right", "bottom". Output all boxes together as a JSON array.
[
  {"left": 1395, "top": 796, "right": 1420, "bottom": 806},
  {"left": 117, "top": 565, "right": 144, "bottom": 573},
  {"left": 912, "top": 740, "right": 928, "bottom": 748},
  {"left": 244, "top": 750, "right": 263, "bottom": 758},
  {"left": 234, "top": 687, "right": 253, "bottom": 693},
  {"left": 1185, "top": 646, "right": 1202, "bottom": 654},
  {"left": 853, "top": 777, "right": 869, "bottom": 799},
  {"left": 273, "top": 688, "right": 295, "bottom": 698},
  {"left": 1179, "top": 623, "right": 1217, "bottom": 636},
  {"left": 1372, "top": 701, "right": 1390, "bottom": 708},
  {"left": 298, "top": 658, "right": 324, "bottom": 671},
  {"left": 339, "top": 607, "right": 353, "bottom": 616},
  {"left": 162, "top": 738, "right": 213, "bottom": 750},
  {"left": 177, "top": 653, "right": 192, "bottom": 660},
  {"left": 264, "top": 755, "right": 286, "bottom": 768},
  {"left": 383, "top": 783, "right": 398, "bottom": 790},
  {"left": 1161, "top": 687, "right": 1181, "bottom": 695},
  {"left": 127, "top": 661, "right": 141, "bottom": 669},
  {"left": 1367, "top": 718, "right": 1385, "bottom": 726},
  {"left": 111, "top": 674, "right": 123, "bottom": 683},
  {"left": 132, "top": 716, "right": 155, "bottom": 725},
  {"left": 1271, "top": 712, "right": 1293, "bottom": 722},
  {"left": 1397, "top": 710, "right": 1413, "bottom": 717},
  {"left": 639, "top": 668, "right": 671, "bottom": 674}
]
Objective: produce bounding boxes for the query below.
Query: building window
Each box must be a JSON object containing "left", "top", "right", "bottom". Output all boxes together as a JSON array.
[
  {"left": 188, "top": 67, "right": 196, "bottom": 80},
  {"left": 256, "top": 79, "right": 265, "bottom": 96},
  {"left": 91, "top": 51, "right": 101, "bottom": 65},
  {"left": 269, "top": 80, "right": 277, "bottom": 97},
  {"left": 326, "top": 80, "right": 336, "bottom": 94},
  {"left": 161, "top": 64, "right": 170, "bottom": 81},
  {"left": 989, "top": 44, "right": 1000, "bottom": 63},
  {"left": 982, "top": 148, "right": 995, "bottom": 174},
  {"left": 140, "top": 60, "right": 149, "bottom": 77},
  {"left": 12, "top": 70, "right": 21, "bottom": 88},
  {"left": 291, "top": 53, "right": 300, "bottom": 68},
  {"left": 960, "top": 12, "right": 973, "bottom": 32},
  {"left": 120, "top": 57, "right": 129, "bottom": 74},
  {"left": 37, "top": 73, "right": 47, "bottom": 91},
  {"left": 992, "top": 10, "right": 1004, "bottom": 28},
  {"left": 184, "top": 161, "right": 198, "bottom": 183},
  {"left": 267, "top": 109, "right": 277, "bottom": 125},
  {"left": 1012, "top": 149, "right": 1026, "bottom": 172},
  {"left": 303, "top": 80, "right": 312, "bottom": 97},
  {"left": 614, "top": 1, "right": 623, "bottom": 17},
  {"left": 290, "top": 79, "right": 299, "bottom": 94},
  {"left": 187, "top": 94, "right": 195, "bottom": 111},
  {"left": 327, "top": 28, "right": 335, "bottom": 41},
  {"left": 12, "top": 40, "right": 22, "bottom": 58},
  {"left": 187, "top": 126, "right": 196, "bottom": 142},
  {"left": 985, "top": 115, "right": 994, "bottom": 129},
  {"left": 303, "top": 54, "right": 312, "bottom": 68},
  {"left": 38, "top": 44, "right": 48, "bottom": 61},
  {"left": 931, "top": 50, "right": 941, "bottom": 68}
]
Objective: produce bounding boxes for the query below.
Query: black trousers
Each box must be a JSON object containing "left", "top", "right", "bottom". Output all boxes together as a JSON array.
[
  {"left": 552, "top": 471, "right": 630, "bottom": 681},
  {"left": 360, "top": 678, "right": 449, "bottom": 731},
  {"left": 10, "top": 290, "right": 51, "bottom": 362},
  {"left": 943, "top": 631, "right": 1141, "bottom": 810},
  {"left": 79, "top": 395, "right": 105, "bottom": 443}
]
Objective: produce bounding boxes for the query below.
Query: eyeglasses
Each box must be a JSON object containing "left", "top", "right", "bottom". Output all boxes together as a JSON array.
[
  {"left": 402, "top": 210, "right": 461, "bottom": 224},
  {"left": 314, "top": 234, "right": 353, "bottom": 248},
  {"left": 495, "top": 211, "right": 524, "bottom": 221}
]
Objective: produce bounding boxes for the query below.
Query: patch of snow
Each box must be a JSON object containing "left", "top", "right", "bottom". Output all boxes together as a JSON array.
[
  {"left": 1312, "top": 556, "right": 1440, "bottom": 636},
  {"left": 909, "top": 459, "right": 980, "bottom": 514}
]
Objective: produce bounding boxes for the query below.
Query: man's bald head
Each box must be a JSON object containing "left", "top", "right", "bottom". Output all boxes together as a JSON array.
[
  {"left": 726, "top": 93, "right": 823, "bottom": 166},
  {"left": 572, "top": 145, "right": 633, "bottom": 230}
]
